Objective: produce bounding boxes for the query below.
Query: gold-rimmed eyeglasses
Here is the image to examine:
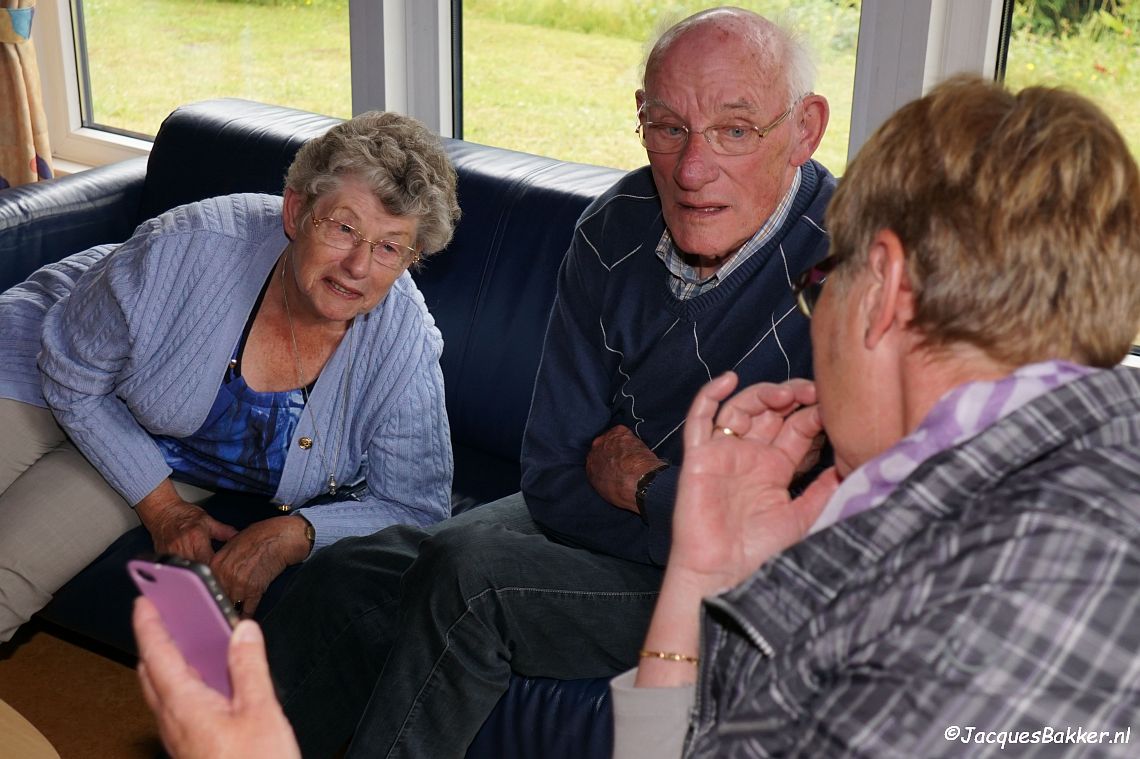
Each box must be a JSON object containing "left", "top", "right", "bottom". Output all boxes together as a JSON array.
[
  {"left": 636, "top": 103, "right": 795, "bottom": 156},
  {"left": 792, "top": 256, "right": 840, "bottom": 318},
  {"left": 311, "top": 214, "right": 420, "bottom": 269}
]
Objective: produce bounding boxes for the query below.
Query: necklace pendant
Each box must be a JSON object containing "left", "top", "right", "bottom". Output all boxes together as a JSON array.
[{"left": 327, "top": 475, "right": 337, "bottom": 495}]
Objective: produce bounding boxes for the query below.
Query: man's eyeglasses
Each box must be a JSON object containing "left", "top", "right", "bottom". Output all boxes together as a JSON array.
[
  {"left": 792, "top": 256, "right": 840, "bottom": 318},
  {"left": 635, "top": 104, "right": 794, "bottom": 156},
  {"left": 311, "top": 214, "right": 420, "bottom": 269}
]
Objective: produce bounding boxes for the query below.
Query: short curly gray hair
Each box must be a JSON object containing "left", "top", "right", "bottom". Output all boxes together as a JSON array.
[{"left": 285, "top": 111, "right": 461, "bottom": 260}]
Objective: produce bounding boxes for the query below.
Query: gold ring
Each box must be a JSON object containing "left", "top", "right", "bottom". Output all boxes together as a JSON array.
[{"left": 719, "top": 427, "right": 739, "bottom": 437}]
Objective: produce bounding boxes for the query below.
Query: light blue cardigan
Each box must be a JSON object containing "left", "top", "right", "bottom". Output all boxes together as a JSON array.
[{"left": 0, "top": 193, "right": 453, "bottom": 552}]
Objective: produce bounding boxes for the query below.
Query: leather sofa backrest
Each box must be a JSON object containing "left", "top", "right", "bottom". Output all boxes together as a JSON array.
[
  {"left": 139, "top": 99, "right": 339, "bottom": 221},
  {"left": 421, "top": 141, "right": 621, "bottom": 503}
]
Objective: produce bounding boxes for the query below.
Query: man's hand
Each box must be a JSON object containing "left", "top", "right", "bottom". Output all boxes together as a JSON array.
[
  {"left": 136, "top": 481, "right": 237, "bottom": 565},
  {"left": 671, "top": 372, "right": 840, "bottom": 594},
  {"left": 586, "top": 424, "right": 667, "bottom": 513},
  {"left": 209, "top": 517, "right": 312, "bottom": 616},
  {"left": 133, "top": 597, "right": 301, "bottom": 759}
]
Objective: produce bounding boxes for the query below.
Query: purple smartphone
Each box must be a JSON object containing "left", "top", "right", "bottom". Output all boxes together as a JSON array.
[{"left": 128, "top": 556, "right": 239, "bottom": 698}]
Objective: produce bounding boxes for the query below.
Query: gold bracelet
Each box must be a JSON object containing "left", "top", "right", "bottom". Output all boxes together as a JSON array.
[{"left": 639, "top": 648, "right": 699, "bottom": 665}]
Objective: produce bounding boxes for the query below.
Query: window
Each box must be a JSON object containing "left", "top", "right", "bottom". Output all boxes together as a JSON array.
[
  {"left": 1002, "top": 0, "right": 1139, "bottom": 162},
  {"left": 37, "top": 0, "right": 1006, "bottom": 173},
  {"left": 35, "top": 0, "right": 389, "bottom": 167},
  {"left": 71, "top": 0, "right": 352, "bottom": 140},
  {"left": 458, "top": 0, "right": 861, "bottom": 172},
  {"left": 1000, "top": 0, "right": 1140, "bottom": 352}
]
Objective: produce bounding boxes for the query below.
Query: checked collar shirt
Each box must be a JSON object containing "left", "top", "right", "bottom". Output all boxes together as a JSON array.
[{"left": 656, "top": 168, "right": 802, "bottom": 300}]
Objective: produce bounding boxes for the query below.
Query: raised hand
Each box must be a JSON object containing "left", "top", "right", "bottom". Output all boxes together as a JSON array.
[
  {"left": 671, "top": 372, "right": 839, "bottom": 593},
  {"left": 634, "top": 373, "right": 839, "bottom": 688}
]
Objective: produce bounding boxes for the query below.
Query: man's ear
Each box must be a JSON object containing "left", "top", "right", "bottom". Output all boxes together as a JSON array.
[
  {"left": 862, "top": 229, "right": 914, "bottom": 350},
  {"left": 282, "top": 187, "right": 303, "bottom": 241},
  {"left": 635, "top": 89, "right": 647, "bottom": 120},
  {"left": 790, "top": 94, "right": 829, "bottom": 167}
]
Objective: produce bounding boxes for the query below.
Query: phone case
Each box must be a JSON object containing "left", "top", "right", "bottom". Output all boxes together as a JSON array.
[{"left": 128, "top": 557, "right": 238, "bottom": 698}]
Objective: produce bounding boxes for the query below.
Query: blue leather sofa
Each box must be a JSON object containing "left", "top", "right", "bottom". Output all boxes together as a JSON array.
[{"left": 0, "top": 98, "right": 627, "bottom": 757}]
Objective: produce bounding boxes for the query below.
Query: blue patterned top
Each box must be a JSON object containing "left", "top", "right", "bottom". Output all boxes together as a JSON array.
[{"left": 155, "top": 346, "right": 306, "bottom": 495}]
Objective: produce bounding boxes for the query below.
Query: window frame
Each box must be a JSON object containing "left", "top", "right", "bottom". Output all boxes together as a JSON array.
[{"left": 35, "top": 0, "right": 1004, "bottom": 168}]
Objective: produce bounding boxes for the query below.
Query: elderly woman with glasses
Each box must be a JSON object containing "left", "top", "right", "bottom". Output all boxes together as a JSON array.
[
  {"left": 0, "top": 111, "right": 460, "bottom": 639},
  {"left": 613, "top": 75, "right": 1140, "bottom": 756}
]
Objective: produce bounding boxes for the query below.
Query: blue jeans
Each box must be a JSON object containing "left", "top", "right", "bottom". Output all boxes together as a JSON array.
[{"left": 262, "top": 492, "right": 664, "bottom": 758}]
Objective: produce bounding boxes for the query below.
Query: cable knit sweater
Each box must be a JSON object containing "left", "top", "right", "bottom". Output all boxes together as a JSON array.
[
  {"left": 521, "top": 161, "right": 836, "bottom": 566},
  {"left": 0, "top": 193, "right": 452, "bottom": 552}
]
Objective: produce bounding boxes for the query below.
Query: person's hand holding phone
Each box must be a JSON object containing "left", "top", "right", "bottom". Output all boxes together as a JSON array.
[{"left": 133, "top": 597, "right": 301, "bottom": 759}]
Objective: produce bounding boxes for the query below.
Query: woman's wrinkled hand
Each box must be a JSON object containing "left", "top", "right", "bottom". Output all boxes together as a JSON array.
[
  {"left": 136, "top": 481, "right": 237, "bottom": 565},
  {"left": 209, "top": 517, "right": 312, "bottom": 617},
  {"left": 670, "top": 372, "right": 840, "bottom": 595}
]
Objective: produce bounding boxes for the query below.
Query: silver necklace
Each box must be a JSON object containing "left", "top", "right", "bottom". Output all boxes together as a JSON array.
[{"left": 279, "top": 254, "right": 355, "bottom": 495}]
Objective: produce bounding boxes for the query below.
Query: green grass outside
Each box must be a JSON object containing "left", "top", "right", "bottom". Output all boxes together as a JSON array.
[
  {"left": 81, "top": 0, "right": 856, "bottom": 169},
  {"left": 460, "top": 2, "right": 858, "bottom": 171},
  {"left": 80, "top": 0, "right": 1137, "bottom": 171},
  {"left": 1004, "top": 29, "right": 1140, "bottom": 158},
  {"left": 79, "top": 0, "right": 352, "bottom": 129}
]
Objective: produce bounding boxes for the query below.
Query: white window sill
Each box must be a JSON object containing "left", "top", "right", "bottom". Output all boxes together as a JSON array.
[{"left": 50, "top": 157, "right": 94, "bottom": 177}]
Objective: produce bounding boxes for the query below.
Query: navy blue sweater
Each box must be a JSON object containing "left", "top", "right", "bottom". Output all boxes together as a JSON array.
[{"left": 521, "top": 161, "right": 836, "bottom": 566}]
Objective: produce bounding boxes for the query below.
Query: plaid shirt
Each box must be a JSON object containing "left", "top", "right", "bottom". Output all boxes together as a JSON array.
[
  {"left": 687, "top": 366, "right": 1140, "bottom": 758},
  {"left": 657, "top": 169, "right": 802, "bottom": 300}
]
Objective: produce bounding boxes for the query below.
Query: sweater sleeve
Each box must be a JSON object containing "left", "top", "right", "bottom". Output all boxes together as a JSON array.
[
  {"left": 521, "top": 220, "right": 663, "bottom": 566},
  {"left": 295, "top": 315, "right": 453, "bottom": 553},
  {"left": 38, "top": 236, "right": 174, "bottom": 506},
  {"left": 610, "top": 669, "right": 693, "bottom": 759}
]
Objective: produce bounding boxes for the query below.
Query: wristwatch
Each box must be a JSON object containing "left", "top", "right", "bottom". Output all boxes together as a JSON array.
[
  {"left": 296, "top": 513, "right": 316, "bottom": 555},
  {"left": 634, "top": 463, "right": 669, "bottom": 522}
]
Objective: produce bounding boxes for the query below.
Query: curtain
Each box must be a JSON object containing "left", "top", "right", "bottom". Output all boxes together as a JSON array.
[{"left": 0, "top": 0, "right": 52, "bottom": 189}]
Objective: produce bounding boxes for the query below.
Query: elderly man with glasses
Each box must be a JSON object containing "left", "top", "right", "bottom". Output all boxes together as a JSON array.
[{"left": 154, "top": 8, "right": 837, "bottom": 758}]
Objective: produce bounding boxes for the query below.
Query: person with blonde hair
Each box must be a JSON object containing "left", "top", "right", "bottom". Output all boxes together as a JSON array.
[{"left": 614, "top": 74, "right": 1140, "bottom": 757}]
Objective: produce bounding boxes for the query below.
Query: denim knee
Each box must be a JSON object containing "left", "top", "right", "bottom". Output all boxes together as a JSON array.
[{"left": 405, "top": 521, "right": 525, "bottom": 603}]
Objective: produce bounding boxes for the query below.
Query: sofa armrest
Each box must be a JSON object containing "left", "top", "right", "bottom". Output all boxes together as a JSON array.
[{"left": 0, "top": 156, "right": 149, "bottom": 291}]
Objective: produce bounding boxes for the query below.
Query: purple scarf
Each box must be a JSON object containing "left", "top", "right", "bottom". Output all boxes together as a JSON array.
[{"left": 809, "top": 360, "right": 1096, "bottom": 534}]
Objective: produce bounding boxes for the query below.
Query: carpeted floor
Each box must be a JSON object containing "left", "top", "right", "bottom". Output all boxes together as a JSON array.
[{"left": 0, "top": 620, "right": 161, "bottom": 759}]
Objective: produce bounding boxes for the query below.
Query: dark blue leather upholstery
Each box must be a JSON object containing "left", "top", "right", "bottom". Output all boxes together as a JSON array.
[
  {"left": 0, "top": 156, "right": 148, "bottom": 291},
  {"left": 467, "top": 675, "right": 615, "bottom": 759},
  {"left": 0, "top": 98, "right": 626, "bottom": 757},
  {"left": 423, "top": 141, "right": 621, "bottom": 508}
]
